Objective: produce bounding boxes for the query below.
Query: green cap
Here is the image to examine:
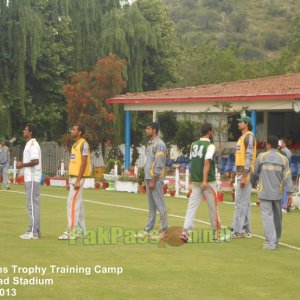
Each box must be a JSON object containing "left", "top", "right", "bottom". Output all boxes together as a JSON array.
[
  {"left": 237, "top": 116, "right": 252, "bottom": 124},
  {"left": 0, "top": 136, "right": 5, "bottom": 141}
]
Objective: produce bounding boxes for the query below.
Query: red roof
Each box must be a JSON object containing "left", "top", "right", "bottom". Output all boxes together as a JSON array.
[{"left": 107, "top": 73, "right": 300, "bottom": 104}]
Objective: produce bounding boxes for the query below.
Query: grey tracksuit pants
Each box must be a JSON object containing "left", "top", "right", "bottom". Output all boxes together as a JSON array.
[
  {"left": 232, "top": 174, "right": 251, "bottom": 234},
  {"left": 145, "top": 179, "right": 168, "bottom": 232},
  {"left": 260, "top": 199, "right": 282, "bottom": 249},
  {"left": 0, "top": 165, "right": 10, "bottom": 188},
  {"left": 25, "top": 181, "right": 41, "bottom": 237}
]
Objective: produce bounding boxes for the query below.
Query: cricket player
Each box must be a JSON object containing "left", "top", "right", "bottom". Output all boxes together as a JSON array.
[
  {"left": 0, "top": 136, "right": 10, "bottom": 190},
  {"left": 136, "top": 122, "right": 168, "bottom": 238},
  {"left": 279, "top": 138, "right": 292, "bottom": 212},
  {"left": 58, "top": 124, "right": 91, "bottom": 240},
  {"left": 230, "top": 116, "right": 256, "bottom": 238},
  {"left": 16, "top": 124, "right": 42, "bottom": 239},
  {"left": 253, "top": 135, "right": 294, "bottom": 250},
  {"left": 180, "top": 123, "right": 221, "bottom": 242},
  {"left": 279, "top": 138, "right": 292, "bottom": 162}
]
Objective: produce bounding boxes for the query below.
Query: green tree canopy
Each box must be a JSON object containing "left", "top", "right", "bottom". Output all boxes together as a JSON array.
[
  {"left": 0, "top": 0, "right": 181, "bottom": 141},
  {"left": 63, "top": 54, "right": 126, "bottom": 151},
  {"left": 0, "top": 0, "right": 43, "bottom": 137},
  {"left": 136, "top": 0, "right": 181, "bottom": 90},
  {"left": 157, "top": 111, "right": 178, "bottom": 147}
]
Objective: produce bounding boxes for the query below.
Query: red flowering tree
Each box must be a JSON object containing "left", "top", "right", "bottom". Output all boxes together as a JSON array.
[{"left": 62, "top": 54, "right": 126, "bottom": 151}]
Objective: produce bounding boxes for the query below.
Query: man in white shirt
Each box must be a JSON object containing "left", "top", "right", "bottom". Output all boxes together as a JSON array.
[{"left": 16, "top": 124, "right": 42, "bottom": 240}]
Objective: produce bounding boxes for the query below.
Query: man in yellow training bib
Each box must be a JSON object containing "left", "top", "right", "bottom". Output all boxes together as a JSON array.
[
  {"left": 58, "top": 124, "right": 91, "bottom": 240},
  {"left": 230, "top": 116, "right": 256, "bottom": 238}
]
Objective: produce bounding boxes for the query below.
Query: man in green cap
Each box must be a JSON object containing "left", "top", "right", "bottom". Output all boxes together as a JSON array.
[
  {"left": 229, "top": 116, "right": 256, "bottom": 238},
  {"left": 0, "top": 136, "right": 10, "bottom": 190}
]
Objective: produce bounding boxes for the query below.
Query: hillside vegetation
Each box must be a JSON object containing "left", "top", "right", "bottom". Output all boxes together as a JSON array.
[{"left": 162, "top": 0, "right": 300, "bottom": 86}]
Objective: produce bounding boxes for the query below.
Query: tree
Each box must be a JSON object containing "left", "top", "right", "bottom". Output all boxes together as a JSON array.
[
  {"left": 101, "top": 4, "right": 155, "bottom": 92},
  {"left": 62, "top": 55, "right": 126, "bottom": 151},
  {"left": 229, "top": 12, "right": 249, "bottom": 33},
  {"left": 130, "top": 111, "right": 152, "bottom": 165},
  {"left": 197, "top": 10, "right": 221, "bottom": 31},
  {"left": 24, "top": 0, "right": 73, "bottom": 141},
  {"left": 156, "top": 111, "right": 178, "bottom": 148},
  {"left": 172, "top": 112, "right": 207, "bottom": 155},
  {"left": 136, "top": 0, "right": 181, "bottom": 90},
  {"left": 0, "top": 0, "right": 182, "bottom": 141},
  {"left": 274, "top": 13, "right": 300, "bottom": 74},
  {"left": 264, "top": 32, "right": 287, "bottom": 51},
  {"left": 203, "top": 0, "right": 223, "bottom": 9},
  {"left": 178, "top": 39, "right": 242, "bottom": 86},
  {"left": 0, "top": 0, "right": 43, "bottom": 137},
  {"left": 0, "top": 0, "right": 73, "bottom": 140},
  {"left": 174, "top": 120, "right": 199, "bottom": 155},
  {"left": 67, "top": 0, "right": 107, "bottom": 72},
  {"left": 212, "top": 101, "right": 234, "bottom": 152}
]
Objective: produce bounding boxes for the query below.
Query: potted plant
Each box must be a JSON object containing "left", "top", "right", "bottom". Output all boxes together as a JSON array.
[
  {"left": 138, "top": 168, "right": 146, "bottom": 193},
  {"left": 8, "top": 169, "right": 14, "bottom": 183},
  {"left": 162, "top": 184, "right": 168, "bottom": 195},
  {"left": 139, "top": 184, "right": 146, "bottom": 193},
  {"left": 103, "top": 173, "right": 120, "bottom": 190},
  {"left": 44, "top": 176, "right": 50, "bottom": 186},
  {"left": 187, "top": 189, "right": 192, "bottom": 198},
  {"left": 169, "top": 184, "right": 176, "bottom": 197},
  {"left": 217, "top": 191, "right": 224, "bottom": 202},
  {"left": 95, "top": 174, "right": 107, "bottom": 189}
]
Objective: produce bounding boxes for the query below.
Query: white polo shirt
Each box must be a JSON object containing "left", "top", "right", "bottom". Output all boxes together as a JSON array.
[{"left": 23, "top": 138, "right": 42, "bottom": 182}]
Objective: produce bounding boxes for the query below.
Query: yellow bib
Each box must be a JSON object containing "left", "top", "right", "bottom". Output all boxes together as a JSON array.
[
  {"left": 69, "top": 138, "right": 91, "bottom": 177},
  {"left": 235, "top": 131, "right": 257, "bottom": 169}
]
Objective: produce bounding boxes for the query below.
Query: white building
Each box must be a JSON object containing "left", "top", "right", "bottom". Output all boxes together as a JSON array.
[{"left": 108, "top": 73, "right": 300, "bottom": 169}]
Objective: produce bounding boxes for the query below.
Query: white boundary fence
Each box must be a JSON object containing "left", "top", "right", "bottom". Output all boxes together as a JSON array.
[{"left": 10, "top": 142, "right": 104, "bottom": 176}]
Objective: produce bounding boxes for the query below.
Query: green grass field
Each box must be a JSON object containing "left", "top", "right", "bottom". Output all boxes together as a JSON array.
[{"left": 1, "top": 184, "right": 300, "bottom": 300}]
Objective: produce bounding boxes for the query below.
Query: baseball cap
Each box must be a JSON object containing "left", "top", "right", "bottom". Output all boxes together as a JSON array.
[
  {"left": 237, "top": 116, "right": 252, "bottom": 124},
  {"left": 0, "top": 136, "right": 6, "bottom": 141}
]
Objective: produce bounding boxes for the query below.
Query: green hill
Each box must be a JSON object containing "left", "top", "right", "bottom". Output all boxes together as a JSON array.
[
  {"left": 163, "top": 0, "right": 300, "bottom": 59},
  {"left": 160, "top": 0, "right": 300, "bottom": 86}
]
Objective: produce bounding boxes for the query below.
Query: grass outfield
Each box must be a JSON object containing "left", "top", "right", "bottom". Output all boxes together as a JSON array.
[{"left": 0, "top": 184, "right": 300, "bottom": 300}]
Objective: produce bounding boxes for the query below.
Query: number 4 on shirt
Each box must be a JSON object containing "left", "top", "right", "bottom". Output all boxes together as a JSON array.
[{"left": 191, "top": 145, "right": 204, "bottom": 158}]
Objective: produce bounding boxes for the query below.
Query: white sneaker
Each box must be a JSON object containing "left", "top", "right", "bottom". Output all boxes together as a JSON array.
[
  {"left": 231, "top": 232, "right": 244, "bottom": 239},
  {"left": 134, "top": 231, "right": 149, "bottom": 239},
  {"left": 243, "top": 232, "right": 253, "bottom": 238},
  {"left": 20, "top": 232, "right": 39, "bottom": 240},
  {"left": 217, "top": 233, "right": 232, "bottom": 242},
  {"left": 58, "top": 231, "right": 79, "bottom": 240}
]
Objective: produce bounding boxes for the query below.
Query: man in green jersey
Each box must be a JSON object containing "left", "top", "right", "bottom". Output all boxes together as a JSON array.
[{"left": 180, "top": 123, "right": 221, "bottom": 241}]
